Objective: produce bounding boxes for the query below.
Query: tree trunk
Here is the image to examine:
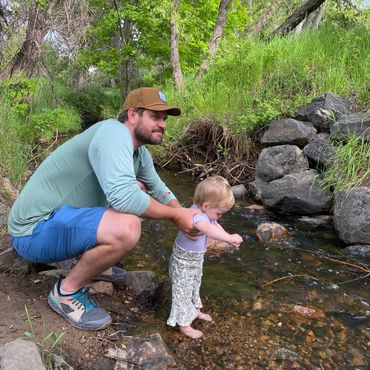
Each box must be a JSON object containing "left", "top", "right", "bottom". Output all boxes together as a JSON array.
[
  {"left": 170, "top": 0, "right": 184, "bottom": 89},
  {"left": 267, "top": 0, "right": 326, "bottom": 40},
  {"left": 196, "top": 0, "right": 232, "bottom": 79},
  {"left": 312, "top": 1, "right": 327, "bottom": 29},
  {"left": 0, "top": 0, "right": 60, "bottom": 81}
]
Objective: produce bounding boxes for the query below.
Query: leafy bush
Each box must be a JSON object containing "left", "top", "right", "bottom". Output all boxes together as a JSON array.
[{"left": 29, "top": 107, "right": 81, "bottom": 142}]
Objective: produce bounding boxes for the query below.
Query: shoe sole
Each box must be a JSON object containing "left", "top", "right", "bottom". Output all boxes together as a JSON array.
[{"left": 48, "top": 296, "right": 112, "bottom": 331}]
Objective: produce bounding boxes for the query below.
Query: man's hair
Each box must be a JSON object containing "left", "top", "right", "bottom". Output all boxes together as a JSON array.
[
  {"left": 193, "top": 176, "right": 235, "bottom": 209},
  {"left": 118, "top": 108, "right": 145, "bottom": 123}
]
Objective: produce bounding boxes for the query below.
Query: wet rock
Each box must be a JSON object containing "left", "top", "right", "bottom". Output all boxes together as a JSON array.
[
  {"left": 334, "top": 187, "right": 370, "bottom": 244},
  {"left": 295, "top": 92, "right": 351, "bottom": 132},
  {"left": 256, "top": 223, "right": 288, "bottom": 242},
  {"left": 343, "top": 245, "right": 370, "bottom": 260},
  {"left": 297, "top": 215, "right": 333, "bottom": 228},
  {"left": 0, "top": 338, "right": 45, "bottom": 370},
  {"left": 244, "top": 204, "right": 265, "bottom": 212},
  {"left": 206, "top": 239, "right": 237, "bottom": 256},
  {"left": 261, "top": 118, "right": 317, "bottom": 147},
  {"left": 105, "top": 333, "right": 176, "bottom": 369},
  {"left": 255, "top": 145, "right": 309, "bottom": 182},
  {"left": 275, "top": 347, "right": 299, "bottom": 361}
]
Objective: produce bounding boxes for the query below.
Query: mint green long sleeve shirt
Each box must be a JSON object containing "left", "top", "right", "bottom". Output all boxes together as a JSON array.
[{"left": 8, "top": 119, "right": 176, "bottom": 236}]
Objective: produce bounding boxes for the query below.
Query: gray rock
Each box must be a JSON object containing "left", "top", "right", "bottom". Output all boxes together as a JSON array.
[
  {"left": 275, "top": 347, "right": 299, "bottom": 361},
  {"left": 0, "top": 338, "right": 45, "bottom": 370},
  {"left": 334, "top": 187, "right": 370, "bottom": 244},
  {"left": 261, "top": 118, "right": 317, "bottom": 147},
  {"left": 295, "top": 93, "right": 351, "bottom": 132},
  {"left": 303, "top": 133, "right": 336, "bottom": 168},
  {"left": 343, "top": 245, "right": 370, "bottom": 260},
  {"left": 255, "top": 145, "right": 309, "bottom": 182},
  {"left": 259, "top": 170, "right": 333, "bottom": 215},
  {"left": 231, "top": 184, "right": 247, "bottom": 199},
  {"left": 123, "top": 271, "right": 160, "bottom": 297},
  {"left": 330, "top": 112, "right": 370, "bottom": 140}
]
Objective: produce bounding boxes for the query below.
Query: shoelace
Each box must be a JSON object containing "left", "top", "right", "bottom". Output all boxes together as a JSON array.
[{"left": 71, "top": 287, "right": 97, "bottom": 312}]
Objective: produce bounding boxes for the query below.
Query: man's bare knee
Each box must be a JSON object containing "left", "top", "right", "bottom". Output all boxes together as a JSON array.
[{"left": 97, "top": 209, "right": 142, "bottom": 250}]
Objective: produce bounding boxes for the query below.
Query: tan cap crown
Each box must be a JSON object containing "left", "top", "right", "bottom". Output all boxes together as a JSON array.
[{"left": 123, "top": 87, "right": 181, "bottom": 116}]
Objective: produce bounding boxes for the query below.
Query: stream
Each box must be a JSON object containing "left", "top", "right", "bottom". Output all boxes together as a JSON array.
[{"left": 119, "top": 169, "right": 369, "bottom": 369}]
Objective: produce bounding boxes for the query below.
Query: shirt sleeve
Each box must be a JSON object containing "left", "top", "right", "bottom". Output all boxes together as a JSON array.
[
  {"left": 88, "top": 121, "right": 151, "bottom": 215},
  {"left": 136, "top": 147, "right": 177, "bottom": 205},
  {"left": 193, "top": 213, "right": 210, "bottom": 226}
]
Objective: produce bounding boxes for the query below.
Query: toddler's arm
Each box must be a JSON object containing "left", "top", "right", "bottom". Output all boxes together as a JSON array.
[{"left": 195, "top": 221, "right": 243, "bottom": 247}]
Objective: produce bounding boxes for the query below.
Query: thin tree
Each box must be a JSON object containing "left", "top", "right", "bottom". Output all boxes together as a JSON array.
[
  {"left": 267, "top": 0, "right": 327, "bottom": 40},
  {"left": 196, "top": 0, "right": 232, "bottom": 79},
  {"left": 0, "top": 0, "right": 60, "bottom": 81},
  {"left": 170, "top": 0, "right": 184, "bottom": 89}
]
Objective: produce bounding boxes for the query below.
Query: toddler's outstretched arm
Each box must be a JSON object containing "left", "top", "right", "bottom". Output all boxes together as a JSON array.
[{"left": 195, "top": 221, "right": 243, "bottom": 247}]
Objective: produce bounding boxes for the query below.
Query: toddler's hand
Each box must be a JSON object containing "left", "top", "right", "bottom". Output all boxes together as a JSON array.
[{"left": 228, "top": 234, "right": 243, "bottom": 247}]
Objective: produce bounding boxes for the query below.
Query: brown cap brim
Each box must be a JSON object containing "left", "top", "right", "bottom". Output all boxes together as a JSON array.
[{"left": 144, "top": 103, "right": 181, "bottom": 116}]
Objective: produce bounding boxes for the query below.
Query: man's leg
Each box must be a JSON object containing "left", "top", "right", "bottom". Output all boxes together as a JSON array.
[{"left": 61, "top": 208, "right": 141, "bottom": 292}]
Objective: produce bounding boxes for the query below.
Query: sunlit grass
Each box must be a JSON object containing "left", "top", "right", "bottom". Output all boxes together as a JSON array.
[
  {"left": 320, "top": 136, "right": 370, "bottom": 195},
  {"left": 166, "top": 24, "right": 370, "bottom": 139}
]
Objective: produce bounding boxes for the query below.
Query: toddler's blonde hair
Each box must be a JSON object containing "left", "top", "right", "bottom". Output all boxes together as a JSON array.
[{"left": 193, "top": 176, "right": 235, "bottom": 209}]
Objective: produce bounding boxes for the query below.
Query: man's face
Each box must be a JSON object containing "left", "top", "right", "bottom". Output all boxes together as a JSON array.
[{"left": 134, "top": 110, "right": 168, "bottom": 145}]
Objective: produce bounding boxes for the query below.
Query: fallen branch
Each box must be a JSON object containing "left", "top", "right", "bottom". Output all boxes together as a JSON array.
[{"left": 262, "top": 273, "right": 319, "bottom": 287}]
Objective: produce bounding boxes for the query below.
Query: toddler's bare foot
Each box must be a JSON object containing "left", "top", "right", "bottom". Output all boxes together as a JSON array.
[
  {"left": 197, "top": 310, "right": 213, "bottom": 322},
  {"left": 180, "top": 325, "right": 203, "bottom": 339}
]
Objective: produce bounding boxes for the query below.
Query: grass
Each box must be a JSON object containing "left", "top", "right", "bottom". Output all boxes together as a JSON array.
[
  {"left": 0, "top": 99, "right": 32, "bottom": 187},
  {"left": 24, "top": 305, "right": 71, "bottom": 370},
  {"left": 320, "top": 135, "right": 370, "bottom": 195},
  {"left": 165, "top": 24, "right": 370, "bottom": 140}
]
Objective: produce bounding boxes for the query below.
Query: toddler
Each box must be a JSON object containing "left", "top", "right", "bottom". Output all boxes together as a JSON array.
[{"left": 167, "top": 176, "right": 243, "bottom": 339}]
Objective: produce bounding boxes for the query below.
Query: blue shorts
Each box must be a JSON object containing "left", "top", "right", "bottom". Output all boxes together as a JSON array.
[{"left": 11, "top": 205, "right": 106, "bottom": 263}]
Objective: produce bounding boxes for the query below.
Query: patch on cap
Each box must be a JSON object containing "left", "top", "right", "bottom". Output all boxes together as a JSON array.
[{"left": 159, "top": 91, "right": 167, "bottom": 103}]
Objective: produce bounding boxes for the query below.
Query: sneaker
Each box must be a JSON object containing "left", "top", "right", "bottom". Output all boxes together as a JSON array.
[
  {"left": 48, "top": 279, "right": 112, "bottom": 330},
  {"left": 94, "top": 266, "right": 127, "bottom": 283}
]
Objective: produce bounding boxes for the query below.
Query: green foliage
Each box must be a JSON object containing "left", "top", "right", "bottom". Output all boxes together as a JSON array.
[
  {"left": 320, "top": 136, "right": 370, "bottom": 195},
  {"left": 24, "top": 305, "right": 71, "bottom": 370},
  {"left": 0, "top": 99, "right": 32, "bottom": 186},
  {"left": 0, "top": 78, "right": 36, "bottom": 116},
  {"left": 28, "top": 107, "right": 81, "bottom": 142}
]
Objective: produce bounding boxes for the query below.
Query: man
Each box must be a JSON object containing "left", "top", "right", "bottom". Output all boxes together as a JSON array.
[{"left": 8, "top": 87, "right": 199, "bottom": 330}]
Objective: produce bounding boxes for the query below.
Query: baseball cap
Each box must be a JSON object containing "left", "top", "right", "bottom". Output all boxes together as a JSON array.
[{"left": 123, "top": 87, "right": 181, "bottom": 116}]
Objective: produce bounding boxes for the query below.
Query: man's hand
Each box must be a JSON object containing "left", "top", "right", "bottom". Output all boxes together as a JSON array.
[{"left": 172, "top": 207, "right": 201, "bottom": 239}]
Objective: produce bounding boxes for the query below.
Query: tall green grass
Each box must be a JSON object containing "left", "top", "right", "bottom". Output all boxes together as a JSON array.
[
  {"left": 0, "top": 99, "right": 32, "bottom": 187},
  {"left": 320, "top": 136, "right": 370, "bottom": 195},
  {"left": 166, "top": 24, "right": 370, "bottom": 140}
]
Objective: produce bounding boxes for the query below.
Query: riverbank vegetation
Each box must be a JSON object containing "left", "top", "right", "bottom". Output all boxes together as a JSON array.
[{"left": 0, "top": 0, "right": 369, "bottom": 189}]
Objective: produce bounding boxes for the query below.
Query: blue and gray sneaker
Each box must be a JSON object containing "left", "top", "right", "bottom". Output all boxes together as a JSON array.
[
  {"left": 94, "top": 266, "right": 127, "bottom": 283},
  {"left": 48, "top": 279, "right": 112, "bottom": 330}
]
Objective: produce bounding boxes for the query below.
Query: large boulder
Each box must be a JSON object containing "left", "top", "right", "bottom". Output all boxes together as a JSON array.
[
  {"left": 330, "top": 112, "right": 370, "bottom": 141},
  {"left": 334, "top": 187, "right": 370, "bottom": 244},
  {"left": 295, "top": 93, "right": 351, "bottom": 132},
  {"left": 255, "top": 145, "right": 309, "bottom": 182},
  {"left": 261, "top": 118, "right": 317, "bottom": 147},
  {"left": 258, "top": 169, "right": 333, "bottom": 214}
]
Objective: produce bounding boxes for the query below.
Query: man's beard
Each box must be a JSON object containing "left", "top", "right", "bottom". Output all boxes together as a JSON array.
[{"left": 134, "top": 121, "right": 163, "bottom": 145}]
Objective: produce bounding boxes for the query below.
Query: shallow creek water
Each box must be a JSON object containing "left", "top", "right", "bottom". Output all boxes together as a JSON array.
[{"left": 122, "top": 169, "right": 369, "bottom": 369}]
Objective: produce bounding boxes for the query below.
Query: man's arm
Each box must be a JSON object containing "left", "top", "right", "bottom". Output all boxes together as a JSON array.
[
  {"left": 195, "top": 221, "right": 243, "bottom": 247},
  {"left": 141, "top": 198, "right": 199, "bottom": 236}
]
